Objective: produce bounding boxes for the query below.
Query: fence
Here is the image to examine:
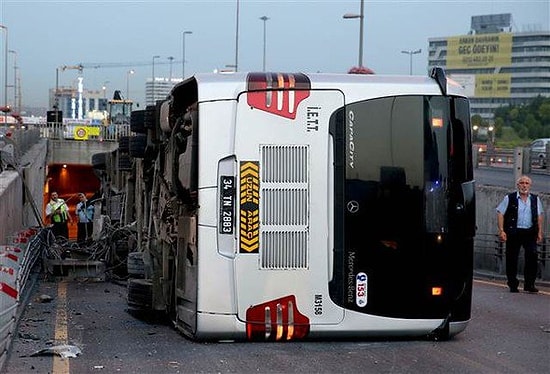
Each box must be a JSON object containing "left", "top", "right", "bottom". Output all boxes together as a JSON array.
[
  {"left": 1, "top": 123, "right": 130, "bottom": 145},
  {"left": 35, "top": 123, "right": 131, "bottom": 142},
  {"left": 474, "top": 232, "right": 550, "bottom": 281}
]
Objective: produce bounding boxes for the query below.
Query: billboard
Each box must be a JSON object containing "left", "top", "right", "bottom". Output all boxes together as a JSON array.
[
  {"left": 474, "top": 74, "right": 512, "bottom": 97},
  {"left": 447, "top": 33, "right": 512, "bottom": 68},
  {"left": 450, "top": 73, "right": 512, "bottom": 98}
]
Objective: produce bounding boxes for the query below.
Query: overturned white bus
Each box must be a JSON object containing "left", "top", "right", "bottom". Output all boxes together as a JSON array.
[{"left": 120, "top": 67, "right": 475, "bottom": 341}]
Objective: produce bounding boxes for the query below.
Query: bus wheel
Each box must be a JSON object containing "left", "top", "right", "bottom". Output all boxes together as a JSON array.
[
  {"left": 127, "top": 278, "right": 152, "bottom": 310},
  {"left": 127, "top": 251, "right": 145, "bottom": 278}
]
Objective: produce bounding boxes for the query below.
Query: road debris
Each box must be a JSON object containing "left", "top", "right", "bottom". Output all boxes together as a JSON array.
[{"left": 30, "top": 344, "right": 82, "bottom": 358}]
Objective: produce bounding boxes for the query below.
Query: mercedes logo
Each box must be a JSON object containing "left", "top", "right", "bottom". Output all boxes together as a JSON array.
[{"left": 347, "top": 200, "right": 359, "bottom": 213}]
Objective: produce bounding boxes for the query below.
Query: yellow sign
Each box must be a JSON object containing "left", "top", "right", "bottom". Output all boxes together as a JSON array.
[
  {"left": 88, "top": 126, "right": 100, "bottom": 136},
  {"left": 447, "top": 33, "right": 512, "bottom": 68},
  {"left": 74, "top": 126, "right": 88, "bottom": 140},
  {"left": 73, "top": 126, "right": 100, "bottom": 140},
  {"left": 475, "top": 74, "right": 511, "bottom": 97},
  {"left": 240, "top": 161, "right": 260, "bottom": 253}
]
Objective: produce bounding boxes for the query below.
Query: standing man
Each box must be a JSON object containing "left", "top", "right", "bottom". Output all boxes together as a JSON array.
[
  {"left": 496, "top": 175, "right": 544, "bottom": 293},
  {"left": 45, "top": 191, "right": 72, "bottom": 239},
  {"left": 75, "top": 192, "right": 94, "bottom": 243}
]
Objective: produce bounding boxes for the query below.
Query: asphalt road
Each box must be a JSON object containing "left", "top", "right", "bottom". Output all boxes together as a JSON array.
[
  {"left": 474, "top": 166, "right": 549, "bottom": 193},
  {"left": 2, "top": 275, "right": 549, "bottom": 374}
]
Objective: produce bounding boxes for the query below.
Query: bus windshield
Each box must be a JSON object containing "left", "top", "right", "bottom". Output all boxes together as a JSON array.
[{"left": 331, "top": 95, "right": 474, "bottom": 319}]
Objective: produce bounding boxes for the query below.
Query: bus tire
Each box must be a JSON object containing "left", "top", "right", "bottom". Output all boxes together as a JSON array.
[
  {"left": 127, "top": 278, "right": 152, "bottom": 309},
  {"left": 130, "top": 110, "right": 146, "bottom": 134},
  {"left": 127, "top": 252, "right": 145, "bottom": 278},
  {"left": 118, "top": 154, "right": 132, "bottom": 171},
  {"left": 118, "top": 136, "right": 130, "bottom": 153},
  {"left": 129, "top": 134, "right": 147, "bottom": 158},
  {"left": 144, "top": 105, "right": 157, "bottom": 129},
  {"left": 91, "top": 152, "right": 108, "bottom": 170}
]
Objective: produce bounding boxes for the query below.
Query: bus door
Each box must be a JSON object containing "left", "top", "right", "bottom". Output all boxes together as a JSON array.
[{"left": 231, "top": 73, "right": 345, "bottom": 339}]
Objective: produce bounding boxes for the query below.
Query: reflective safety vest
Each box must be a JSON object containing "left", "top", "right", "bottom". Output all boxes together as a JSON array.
[{"left": 48, "top": 201, "right": 69, "bottom": 223}]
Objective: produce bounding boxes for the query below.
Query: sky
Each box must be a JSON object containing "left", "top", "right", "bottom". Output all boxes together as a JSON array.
[{"left": 0, "top": 0, "right": 549, "bottom": 110}]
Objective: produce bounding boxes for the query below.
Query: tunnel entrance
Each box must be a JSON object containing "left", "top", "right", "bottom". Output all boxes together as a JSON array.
[{"left": 44, "top": 163, "right": 101, "bottom": 240}]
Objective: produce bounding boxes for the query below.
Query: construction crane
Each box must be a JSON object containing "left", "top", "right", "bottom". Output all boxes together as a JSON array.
[
  {"left": 54, "top": 65, "right": 85, "bottom": 110},
  {"left": 53, "top": 59, "right": 181, "bottom": 121},
  {"left": 54, "top": 59, "right": 180, "bottom": 100},
  {"left": 61, "top": 64, "right": 84, "bottom": 72}
]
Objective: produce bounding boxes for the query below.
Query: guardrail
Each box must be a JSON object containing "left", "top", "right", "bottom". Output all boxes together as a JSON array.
[
  {"left": 474, "top": 232, "right": 550, "bottom": 282},
  {"left": 1, "top": 123, "right": 129, "bottom": 144},
  {"left": 475, "top": 147, "right": 549, "bottom": 174},
  {"left": 476, "top": 149, "right": 515, "bottom": 167},
  {"left": 0, "top": 227, "right": 52, "bottom": 369},
  {"left": 36, "top": 123, "right": 130, "bottom": 142}
]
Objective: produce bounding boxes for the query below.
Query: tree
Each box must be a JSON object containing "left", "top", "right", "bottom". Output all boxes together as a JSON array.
[{"left": 492, "top": 96, "right": 550, "bottom": 140}]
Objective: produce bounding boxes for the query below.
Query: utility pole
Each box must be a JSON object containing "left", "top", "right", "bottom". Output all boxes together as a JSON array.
[
  {"left": 234, "top": 0, "right": 240, "bottom": 72},
  {"left": 343, "top": 0, "right": 365, "bottom": 67},
  {"left": 0, "top": 25, "right": 8, "bottom": 124},
  {"left": 401, "top": 49, "right": 422, "bottom": 75},
  {"left": 182, "top": 31, "right": 192, "bottom": 79},
  {"left": 8, "top": 49, "right": 17, "bottom": 113},
  {"left": 168, "top": 56, "right": 174, "bottom": 84},
  {"left": 260, "top": 16, "right": 269, "bottom": 72}
]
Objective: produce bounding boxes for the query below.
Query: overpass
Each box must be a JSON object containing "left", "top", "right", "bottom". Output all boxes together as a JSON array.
[
  {"left": 0, "top": 124, "right": 127, "bottom": 241},
  {"left": 41, "top": 123, "right": 126, "bottom": 164}
]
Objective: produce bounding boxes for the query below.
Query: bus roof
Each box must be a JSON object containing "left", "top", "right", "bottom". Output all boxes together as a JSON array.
[{"left": 180, "top": 71, "right": 467, "bottom": 103}]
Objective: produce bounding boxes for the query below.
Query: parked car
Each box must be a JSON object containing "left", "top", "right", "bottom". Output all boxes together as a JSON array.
[{"left": 530, "top": 138, "right": 550, "bottom": 168}]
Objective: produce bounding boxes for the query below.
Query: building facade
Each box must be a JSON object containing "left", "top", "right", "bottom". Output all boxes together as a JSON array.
[
  {"left": 145, "top": 77, "right": 183, "bottom": 106},
  {"left": 428, "top": 13, "right": 550, "bottom": 122},
  {"left": 49, "top": 86, "right": 107, "bottom": 120}
]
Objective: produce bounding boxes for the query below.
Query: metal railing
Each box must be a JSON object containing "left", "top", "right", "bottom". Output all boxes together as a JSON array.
[
  {"left": 36, "top": 123, "right": 130, "bottom": 142},
  {"left": 0, "top": 127, "right": 42, "bottom": 161},
  {"left": 475, "top": 147, "right": 549, "bottom": 174},
  {"left": 476, "top": 149, "right": 515, "bottom": 167},
  {"left": 474, "top": 232, "right": 550, "bottom": 281}
]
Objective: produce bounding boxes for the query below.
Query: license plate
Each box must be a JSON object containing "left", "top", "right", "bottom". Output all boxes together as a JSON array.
[{"left": 219, "top": 176, "right": 235, "bottom": 234}]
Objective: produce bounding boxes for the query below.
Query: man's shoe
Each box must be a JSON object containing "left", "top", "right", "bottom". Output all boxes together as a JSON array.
[
  {"left": 524, "top": 286, "right": 539, "bottom": 293},
  {"left": 509, "top": 288, "right": 519, "bottom": 293}
]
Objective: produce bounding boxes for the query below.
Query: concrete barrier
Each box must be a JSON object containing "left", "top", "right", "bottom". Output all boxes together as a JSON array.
[
  {"left": 474, "top": 185, "right": 550, "bottom": 281},
  {"left": 0, "top": 227, "right": 48, "bottom": 370}
]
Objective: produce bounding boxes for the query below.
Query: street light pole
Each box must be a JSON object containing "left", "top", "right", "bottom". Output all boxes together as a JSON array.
[
  {"left": 234, "top": 0, "right": 240, "bottom": 72},
  {"left": 152, "top": 55, "right": 160, "bottom": 105},
  {"left": 260, "top": 16, "right": 269, "bottom": 72},
  {"left": 182, "top": 31, "right": 192, "bottom": 79},
  {"left": 343, "top": 0, "right": 364, "bottom": 67},
  {"left": 168, "top": 56, "right": 174, "bottom": 83},
  {"left": 8, "top": 49, "right": 17, "bottom": 113},
  {"left": 102, "top": 81, "right": 109, "bottom": 100},
  {"left": 401, "top": 48, "right": 422, "bottom": 75},
  {"left": 126, "top": 69, "right": 135, "bottom": 101},
  {"left": 0, "top": 25, "right": 8, "bottom": 124},
  {"left": 55, "top": 67, "right": 60, "bottom": 110}
]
